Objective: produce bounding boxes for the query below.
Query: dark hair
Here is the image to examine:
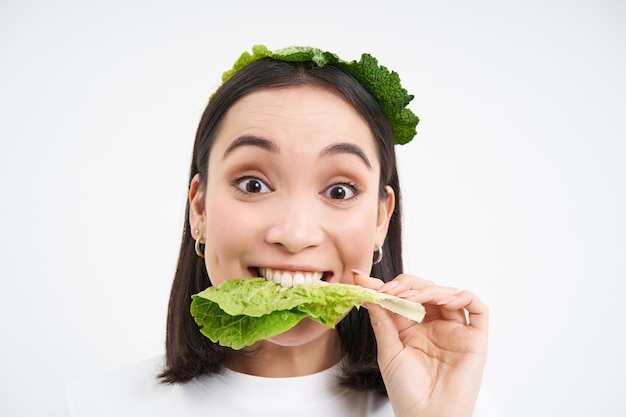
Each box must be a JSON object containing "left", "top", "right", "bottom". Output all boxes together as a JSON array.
[{"left": 159, "top": 58, "right": 403, "bottom": 395}]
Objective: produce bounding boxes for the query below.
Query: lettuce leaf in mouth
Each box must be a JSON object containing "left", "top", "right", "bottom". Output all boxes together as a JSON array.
[{"left": 191, "top": 278, "right": 425, "bottom": 350}]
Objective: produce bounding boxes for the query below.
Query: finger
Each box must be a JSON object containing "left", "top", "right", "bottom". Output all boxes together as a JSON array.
[
  {"left": 433, "top": 294, "right": 470, "bottom": 324},
  {"left": 390, "top": 277, "right": 462, "bottom": 304},
  {"left": 376, "top": 273, "right": 435, "bottom": 296},
  {"left": 351, "top": 269, "right": 384, "bottom": 290},
  {"left": 351, "top": 270, "right": 417, "bottom": 329},
  {"left": 408, "top": 283, "right": 461, "bottom": 306},
  {"left": 450, "top": 290, "right": 489, "bottom": 330},
  {"left": 364, "top": 303, "right": 404, "bottom": 362},
  {"left": 438, "top": 290, "right": 489, "bottom": 330},
  {"left": 353, "top": 270, "right": 481, "bottom": 326},
  {"left": 401, "top": 284, "right": 466, "bottom": 324},
  {"left": 351, "top": 270, "right": 412, "bottom": 294}
]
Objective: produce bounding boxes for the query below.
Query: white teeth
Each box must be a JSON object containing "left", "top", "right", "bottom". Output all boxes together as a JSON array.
[
  {"left": 293, "top": 272, "right": 304, "bottom": 286},
  {"left": 280, "top": 272, "right": 293, "bottom": 288},
  {"left": 260, "top": 268, "right": 324, "bottom": 287}
]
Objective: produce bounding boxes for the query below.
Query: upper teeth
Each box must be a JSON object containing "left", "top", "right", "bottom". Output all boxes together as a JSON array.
[{"left": 259, "top": 267, "right": 324, "bottom": 287}]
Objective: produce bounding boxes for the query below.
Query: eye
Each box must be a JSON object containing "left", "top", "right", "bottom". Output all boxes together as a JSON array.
[
  {"left": 323, "top": 183, "right": 359, "bottom": 200},
  {"left": 235, "top": 177, "right": 271, "bottom": 194}
]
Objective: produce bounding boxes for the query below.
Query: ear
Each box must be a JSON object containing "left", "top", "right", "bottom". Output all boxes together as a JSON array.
[
  {"left": 188, "top": 173, "right": 206, "bottom": 236},
  {"left": 375, "top": 185, "right": 395, "bottom": 246}
]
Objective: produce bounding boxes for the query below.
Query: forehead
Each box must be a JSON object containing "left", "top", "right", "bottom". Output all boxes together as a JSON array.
[{"left": 210, "top": 86, "right": 379, "bottom": 162}]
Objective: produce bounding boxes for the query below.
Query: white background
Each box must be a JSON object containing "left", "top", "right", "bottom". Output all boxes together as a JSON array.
[{"left": 1, "top": 1, "right": 625, "bottom": 416}]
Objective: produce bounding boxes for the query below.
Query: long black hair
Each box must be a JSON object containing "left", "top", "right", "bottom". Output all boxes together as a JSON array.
[{"left": 159, "top": 58, "right": 403, "bottom": 396}]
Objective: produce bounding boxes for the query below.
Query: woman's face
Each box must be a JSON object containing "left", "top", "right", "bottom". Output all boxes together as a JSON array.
[{"left": 189, "top": 86, "right": 394, "bottom": 346}]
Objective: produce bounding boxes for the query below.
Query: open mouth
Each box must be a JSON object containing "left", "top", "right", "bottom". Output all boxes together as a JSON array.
[{"left": 251, "top": 267, "right": 332, "bottom": 287}]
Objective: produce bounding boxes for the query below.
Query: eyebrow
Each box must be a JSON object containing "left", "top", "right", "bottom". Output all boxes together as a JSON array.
[
  {"left": 222, "top": 136, "right": 279, "bottom": 159},
  {"left": 319, "top": 142, "right": 372, "bottom": 170},
  {"left": 222, "top": 135, "right": 372, "bottom": 170}
]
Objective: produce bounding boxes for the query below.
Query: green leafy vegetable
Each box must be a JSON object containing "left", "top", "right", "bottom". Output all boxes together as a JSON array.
[
  {"left": 216, "top": 44, "right": 419, "bottom": 145},
  {"left": 191, "top": 278, "right": 425, "bottom": 350}
]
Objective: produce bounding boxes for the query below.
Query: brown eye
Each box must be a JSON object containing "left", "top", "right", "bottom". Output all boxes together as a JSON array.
[
  {"left": 235, "top": 177, "right": 270, "bottom": 194},
  {"left": 324, "top": 183, "right": 357, "bottom": 200}
]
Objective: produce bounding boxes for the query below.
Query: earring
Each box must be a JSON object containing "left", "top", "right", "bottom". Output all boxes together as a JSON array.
[
  {"left": 195, "top": 237, "right": 205, "bottom": 258},
  {"left": 373, "top": 245, "right": 383, "bottom": 265}
]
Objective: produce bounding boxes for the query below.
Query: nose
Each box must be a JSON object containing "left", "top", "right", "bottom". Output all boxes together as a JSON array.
[{"left": 265, "top": 195, "right": 325, "bottom": 253}]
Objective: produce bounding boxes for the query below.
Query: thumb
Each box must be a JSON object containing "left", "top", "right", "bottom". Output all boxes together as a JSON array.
[
  {"left": 351, "top": 270, "right": 402, "bottom": 348},
  {"left": 366, "top": 303, "right": 404, "bottom": 367}
]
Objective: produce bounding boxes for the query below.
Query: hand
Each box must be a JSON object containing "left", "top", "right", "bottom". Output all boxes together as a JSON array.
[{"left": 352, "top": 270, "right": 489, "bottom": 417}]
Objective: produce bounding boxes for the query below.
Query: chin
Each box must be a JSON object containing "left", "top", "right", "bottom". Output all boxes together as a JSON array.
[{"left": 266, "top": 318, "right": 334, "bottom": 347}]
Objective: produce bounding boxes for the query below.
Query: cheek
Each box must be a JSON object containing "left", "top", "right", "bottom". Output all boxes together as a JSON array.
[
  {"left": 202, "top": 196, "right": 261, "bottom": 282},
  {"left": 330, "top": 204, "right": 380, "bottom": 280}
]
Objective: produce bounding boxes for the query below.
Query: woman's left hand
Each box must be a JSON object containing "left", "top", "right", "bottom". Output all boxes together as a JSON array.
[{"left": 352, "top": 271, "right": 489, "bottom": 417}]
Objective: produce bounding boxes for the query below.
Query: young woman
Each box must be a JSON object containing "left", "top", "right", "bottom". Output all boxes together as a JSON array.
[{"left": 63, "top": 46, "right": 491, "bottom": 417}]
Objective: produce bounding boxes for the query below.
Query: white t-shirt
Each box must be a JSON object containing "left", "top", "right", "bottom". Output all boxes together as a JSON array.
[{"left": 61, "top": 356, "right": 499, "bottom": 417}]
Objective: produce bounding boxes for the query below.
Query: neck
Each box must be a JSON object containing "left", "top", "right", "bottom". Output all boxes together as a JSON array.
[{"left": 224, "top": 328, "right": 343, "bottom": 377}]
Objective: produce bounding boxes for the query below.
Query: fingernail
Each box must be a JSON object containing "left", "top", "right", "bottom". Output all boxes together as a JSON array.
[
  {"left": 351, "top": 269, "right": 366, "bottom": 277},
  {"left": 397, "top": 289, "right": 419, "bottom": 298},
  {"left": 377, "top": 280, "right": 399, "bottom": 292},
  {"left": 437, "top": 296, "right": 457, "bottom": 305}
]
